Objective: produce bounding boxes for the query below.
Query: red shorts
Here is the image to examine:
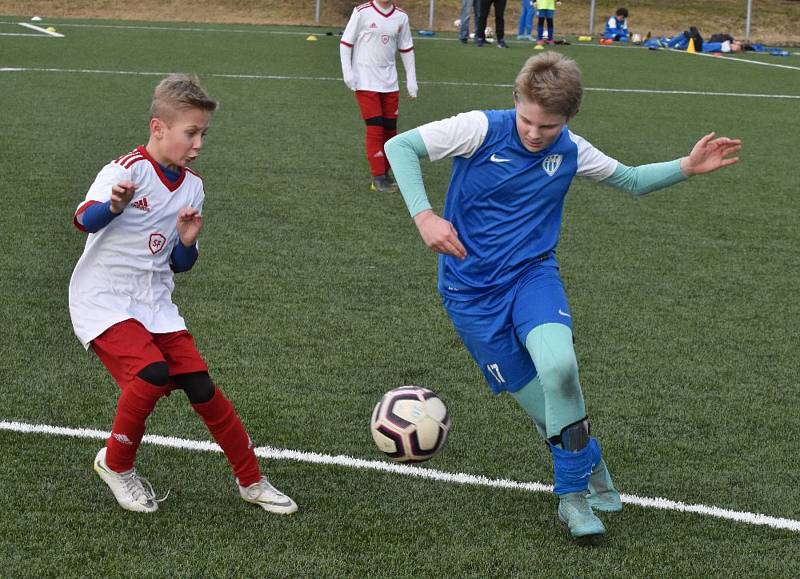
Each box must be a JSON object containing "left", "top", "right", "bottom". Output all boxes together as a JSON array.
[
  {"left": 91, "top": 319, "right": 208, "bottom": 388},
  {"left": 355, "top": 90, "right": 399, "bottom": 120}
]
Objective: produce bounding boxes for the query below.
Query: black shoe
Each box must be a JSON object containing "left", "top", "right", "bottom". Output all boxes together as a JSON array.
[
  {"left": 475, "top": 38, "right": 486, "bottom": 47},
  {"left": 460, "top": 37, "right": 468, "bottom": 44},
  {"left": 497, "top": 39, "right": 507, "bottom": 48}
]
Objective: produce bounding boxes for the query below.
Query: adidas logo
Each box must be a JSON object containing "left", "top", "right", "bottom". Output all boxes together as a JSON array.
[
  {"left": 112, "top": 432, "right": 133, "bottom": 445},
  {"left": 131, "top": 197, "right": 150, "bottom": 212},
  {"left": 369, "top": 22, "right": 377, "bottom": 28}
]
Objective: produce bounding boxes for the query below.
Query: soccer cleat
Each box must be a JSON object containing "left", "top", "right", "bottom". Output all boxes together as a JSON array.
[
  {"left": 93, "top": 447, "right": 159, "bottom": 513},
  {"left": 587, "top": 459, "right": 623, "bottom": 512},
  {"left": 558, "top": 492, "right": 606, "bottom": 542},
  {"left": 370, "top": 175, "right": 399, "bottom": 193},
  {"left": 475, "top": 38, "right": 486, "bottom": 47},
  {"left": 497, "top": 40, "right": 508, "bottom": 48},
  {"left": 239, "top": 477, "right": 298, "bottom": 515}
]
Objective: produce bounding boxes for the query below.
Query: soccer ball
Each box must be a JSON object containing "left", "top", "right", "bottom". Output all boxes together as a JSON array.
[
  {"left": 632, "top": 33, "right": 642, "bottom": 44},
  {"left": 453, "top": 18, "right": 461, "bottom": 28},
  {"left": 485, "top": 26, "right": 494, "bottom": 38},
  {"left": 370, "top": 386, "right": 450, "bottom": 462}
]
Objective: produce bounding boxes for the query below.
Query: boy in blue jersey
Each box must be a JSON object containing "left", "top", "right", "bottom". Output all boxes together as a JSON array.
[{"left": 385, "top": 52, "right": 740, "bottom": 542}]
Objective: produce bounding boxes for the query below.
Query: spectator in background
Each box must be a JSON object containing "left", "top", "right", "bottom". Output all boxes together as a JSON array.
[
  {"left": 476, "top": 0, "right": 508, "bottom": 48},
  {"left": 518, "top": 0, "right": 536, "bottom": 41},
  {"left": 535, "top": 0, "right": 556, "bottom": 45},
  {"left": 603, "top": 7, "right": 629, "bottom": 42},
  {"left": 459, "top": 0, "right": 481, "bottom": 44}
]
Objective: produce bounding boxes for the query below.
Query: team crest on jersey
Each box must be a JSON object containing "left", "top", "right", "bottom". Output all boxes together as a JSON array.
[
  {"left": 542, "top": 154, "right": 563, "bottom": 176},
  {"left": 370, "top": 22, "right": 377, "bottom": 28},
  {"left": 381, "top": 34, "right": 389, "bottom": 44},
  {"left": 149, "top": 233, "right": 167, "bottom": 255}
]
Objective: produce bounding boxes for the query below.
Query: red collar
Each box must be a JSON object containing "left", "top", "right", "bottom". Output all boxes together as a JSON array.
[
  {"left": 137, "top": 145, "right": 186, "bottom": 192},
  {"left": 371, "top": 1, "right": 396, "bottom": 18}
]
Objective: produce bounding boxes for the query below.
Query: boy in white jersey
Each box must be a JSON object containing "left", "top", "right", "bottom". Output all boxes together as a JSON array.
[
  {"left": 70, "top": 75, "right": 297, "bottom": 515},
  {"left": 340, "top": 0, "right": 417, "bottom": 193},
  {"left": 385, "top": 52, "right": 740, "bottom": 542}
]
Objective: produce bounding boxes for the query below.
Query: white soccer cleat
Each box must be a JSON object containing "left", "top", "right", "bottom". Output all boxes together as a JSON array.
[
  {"left": 238, "top": 477, "right": 298, "bottom": 515},
  {"left": 93, "top": 447, "right": 159, "bottom": 513}
]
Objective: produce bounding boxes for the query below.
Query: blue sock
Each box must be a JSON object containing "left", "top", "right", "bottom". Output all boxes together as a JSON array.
[{"left": 550, "top": 437, "right": 599, "bottom": 495}]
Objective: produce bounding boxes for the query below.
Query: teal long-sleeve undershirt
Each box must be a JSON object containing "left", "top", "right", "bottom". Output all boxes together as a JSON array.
[{"left": 383, "top": 128, "right": 690, "bottom": 218}]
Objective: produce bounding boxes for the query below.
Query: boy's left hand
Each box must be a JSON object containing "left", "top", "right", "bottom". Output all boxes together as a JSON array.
[
  {"left": 407, "top": 81, "right": 418, "bottom": 99},
  {"left": 177, "top": 207, "right": 203, "bottom": 247},
  {"left": 681, "top": 132, "right": 742, "bottom": 176}
]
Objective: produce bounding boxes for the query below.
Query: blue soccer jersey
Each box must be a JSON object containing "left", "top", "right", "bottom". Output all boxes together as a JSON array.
[{"left": 418, "top": 109, "right": 618, "bottom": 300}]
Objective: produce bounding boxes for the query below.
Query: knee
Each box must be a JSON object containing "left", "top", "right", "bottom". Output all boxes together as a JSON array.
[
  {"left": 173, "top": 372, "right": 216, "bottom": 404},
  {"left": 136, "top": 362, "right": 170, "bottom": 387},
  {"left": 537, "top": 350, "right": 579, "bottom": 395}
]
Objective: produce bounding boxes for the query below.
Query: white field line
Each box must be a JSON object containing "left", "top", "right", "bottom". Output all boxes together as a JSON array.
[
  {"left": 668, "top": 48, "right": 800, "bottom": 71},
  {"left": 0, "top": 66, "right": 798, "bottom": 100},
  {"left": 2, "top": 419, "right": 799, "bottom": 533},
  {"left": 0, "top": 32, "right": 51, "bottom": 37},
  {"left": 18, "top": 22, "right": 64, "bottom": 37}
]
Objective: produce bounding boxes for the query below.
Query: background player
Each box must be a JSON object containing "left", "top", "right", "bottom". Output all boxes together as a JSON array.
[
  {"left": 70, "top": 74, "right": 297, "bottom": 515},
  {"left": 340, "top": 0, "right": 417, "bottom": 193},
  {"left": 385, "top": 52, "right": 740, "bottom": 542}
]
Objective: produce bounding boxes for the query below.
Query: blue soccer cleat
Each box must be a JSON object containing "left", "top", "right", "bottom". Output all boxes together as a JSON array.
[
  {"left": 586, "top": 459, "right": 623, "bottom": 512},
  {"left": 558, "top": 492, "right": 606, "bottom": 542}
]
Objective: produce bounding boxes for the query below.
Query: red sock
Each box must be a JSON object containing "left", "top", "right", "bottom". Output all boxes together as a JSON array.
[
  {"left": 105, "top": 376, "right": 166, "bottom": 473},
  {"left": 383, "top": 128, "right": 397, "bottom": 174},
  {"left": 192, "top": 388, "right": 262, "bottom": 487},
  {"left": 365, "top": 124, "right": 386, "bottom": 176}
]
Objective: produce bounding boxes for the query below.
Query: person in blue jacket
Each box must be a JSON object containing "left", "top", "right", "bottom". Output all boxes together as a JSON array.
[{"left": 603, "top": 7, "right": 629, "bottom": 42}]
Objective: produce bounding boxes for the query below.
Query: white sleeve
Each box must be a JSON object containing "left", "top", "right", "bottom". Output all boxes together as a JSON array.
[
  {"left": 398, "top": 15, "right": 414, "bottom": 51},
  {"left": 80, "top": 162, "right": 128, "bottom": 208},
  {"left": 418, "top": 111, "right": 489, "bottom": 162},
  {"left": 341, "top": 8, "right": 360, "bottom": 46},
  {"left": 570, "top": 131, "right": 619, "bottom": 182},
  {"left": 607, "top": 17, "right": 617, "bottom": 29}
]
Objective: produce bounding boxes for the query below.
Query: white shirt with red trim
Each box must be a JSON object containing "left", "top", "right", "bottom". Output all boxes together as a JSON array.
[
  {"left": 340, "top": 1, "right": 415, "bottom": 93},
  {"left": 69, "top": 146, "right": 205, "bottom": 348}
]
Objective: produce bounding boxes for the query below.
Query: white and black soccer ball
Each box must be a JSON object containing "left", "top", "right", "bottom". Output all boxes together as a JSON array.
[{"left": 370, "top": 386, "right": 450, "bottom": 463}]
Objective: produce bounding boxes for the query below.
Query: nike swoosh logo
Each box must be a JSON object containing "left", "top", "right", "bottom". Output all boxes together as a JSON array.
[
  {"left": 558, "top": 309, "right": 572, "bottom": 318},
  {"left": 490, "top": 153, "right": 511, "bottom": 163}
]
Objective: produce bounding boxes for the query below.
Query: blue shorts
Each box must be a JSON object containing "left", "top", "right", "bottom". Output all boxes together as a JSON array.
[
  {"left": 443, "top": 258, "right": 572, "bottom": 395},
  {"left": 537, "top": 9, "right": 555, "bottom": 18}
]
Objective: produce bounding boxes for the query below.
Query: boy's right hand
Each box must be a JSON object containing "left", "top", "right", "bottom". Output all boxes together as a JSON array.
[
  {"left": 414, "top": 210, "right": 467, "bottom": 260},
  {"left": 110, "top": 181, "right": 136, "bottom": 214}
]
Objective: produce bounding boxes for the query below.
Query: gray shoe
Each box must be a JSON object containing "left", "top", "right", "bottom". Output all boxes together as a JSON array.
[
  {"left": 558, "top": 492, "right": 606, "bottom": 542},
  {"left": 371, "top": 175, "right": 398, "bottom": 193},
  {"left": 587, "top": 459, "right": 623, "bottom": 512}
]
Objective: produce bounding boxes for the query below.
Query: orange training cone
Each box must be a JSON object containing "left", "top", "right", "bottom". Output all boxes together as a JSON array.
[{"left": 687, "top": 37, "right": 696, "bottom": 53}]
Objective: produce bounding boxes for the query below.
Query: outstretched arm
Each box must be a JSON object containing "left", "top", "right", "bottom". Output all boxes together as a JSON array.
[{"left": 599, "top": 132, "right": 741, "bottom": 196}]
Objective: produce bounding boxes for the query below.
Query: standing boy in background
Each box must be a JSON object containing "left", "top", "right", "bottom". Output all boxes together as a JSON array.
[
  {"left": 534, "top": 0, "right": 556, "bottom": 45},
  {"left": 385, "top": 52, "right": 740, "bottom": 542},
  {"left": 340, "top": 0, "right": 418, "bottom": 193},
  {"left": 70, "top": 74, "right": 297, "bottom": 516}
]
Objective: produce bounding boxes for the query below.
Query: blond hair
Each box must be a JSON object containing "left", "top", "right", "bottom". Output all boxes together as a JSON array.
[
  {"left": 150, "top": 74, "right": 217, "bottom": 123},
  {"left": 513, "top": 52, "right": 582, "bottom": 119}
]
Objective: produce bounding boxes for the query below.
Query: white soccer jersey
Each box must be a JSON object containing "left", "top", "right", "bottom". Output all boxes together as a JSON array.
[
  {"left": 69, "top": 146, "right": 205, "bottom": 348},
  {"left": 340, "top": 1, "right": 414, "bottom": 93}
]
